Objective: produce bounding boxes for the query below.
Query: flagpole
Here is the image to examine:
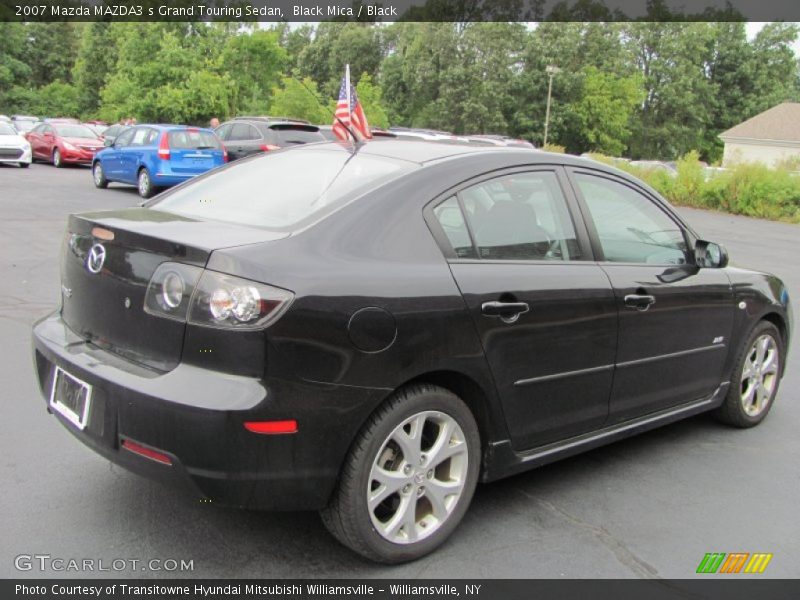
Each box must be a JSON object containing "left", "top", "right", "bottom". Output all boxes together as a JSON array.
[{"left": 345, "top": 64, "right": 354, "bottom": 141}]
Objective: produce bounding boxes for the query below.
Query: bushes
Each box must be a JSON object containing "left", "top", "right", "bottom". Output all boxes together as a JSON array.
[{"left": 589, "top": 152, "right": 800, "bottom": 223}]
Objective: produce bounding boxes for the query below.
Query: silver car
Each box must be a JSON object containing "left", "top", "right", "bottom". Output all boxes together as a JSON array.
[{"left": 0, "top": 122, "right": 32, "bottom": 168}]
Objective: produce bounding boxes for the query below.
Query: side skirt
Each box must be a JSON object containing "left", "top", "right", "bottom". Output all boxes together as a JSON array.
[{"left": 481, "top": 382, "right": 729, "bottom": 483}]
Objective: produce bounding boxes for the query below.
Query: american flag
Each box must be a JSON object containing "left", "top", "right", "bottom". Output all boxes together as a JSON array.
[{"left": 332, "top": 64, "right": 372, "bottom": 141}]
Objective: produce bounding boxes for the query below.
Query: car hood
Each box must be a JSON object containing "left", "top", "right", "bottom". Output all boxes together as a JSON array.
[
  {"left": 0, "top": 134, "right": 28, "bottom": 147},
  {"left": 62, "top": 136, "right": 103, "bottom": 147}
]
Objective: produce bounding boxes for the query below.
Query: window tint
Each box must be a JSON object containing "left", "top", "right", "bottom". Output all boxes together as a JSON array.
[
  {"left": 433, "top": 197, "right": 476, "bottom": 259},
  {"left": 575, "top": 173, "right": 688, "bottom": 265},
  {"left": 215, "top": 124, "right": 232, "bottom": 141},
  {"left": 152, "top": 149, "right": 414, "bottom": 230},
  {"left": 114, "top": 128, "right": 135, "bottom": 147},
  {"left": 271, "top": 125, "right": 325, "bottom": 145},
  {"left": 53, "top": 124, "right": 97, "bottom": 139},
  {"left": 229, "top": 123, "right": 261, "bottom": 141},
  {"left": 168, "top": 129, "right": 221, "bottom": 150},
  {"left": 460, "top": 172, "right": 580, "bottom": 261},
  {"left": 130, "top": 127, "right": 150, "bottom": 146}
]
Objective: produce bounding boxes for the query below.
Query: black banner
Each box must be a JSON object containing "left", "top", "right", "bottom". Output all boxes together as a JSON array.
[
  {"left": 5, "top": 580, "right": 800, "bottom": 600},
  {"left": 2, "top": 0, "right": 800, "bottom": 23}
]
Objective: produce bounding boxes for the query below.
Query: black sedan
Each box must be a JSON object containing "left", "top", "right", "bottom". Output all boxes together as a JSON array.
[{"left": 32, "top": 141, "right": 792, "bottom": 564}]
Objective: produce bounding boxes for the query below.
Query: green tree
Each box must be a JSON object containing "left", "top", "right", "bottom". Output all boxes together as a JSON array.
[
  {"left": 269, "top": 76, "right": 329, "bottom": 124},
  {"left": 219, "top": 29, "right": 287, "bottom": 115},
  {"left": 354, "top": 72, "right": 389, "bottom": 129},
  {"left": 72, "top": 23, "right": 118, "bottom": 118},
  {"left": 572, "top": 67, "right": 644, "bottom": 155}
]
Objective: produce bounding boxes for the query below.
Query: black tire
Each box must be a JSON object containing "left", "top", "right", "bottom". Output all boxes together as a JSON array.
[
  {"left": 19, "top": 162, "right": 29, "bottom": 169},
  {"left": 53, "top": 149, "right": 63, "bottom": 168},
  {"left": 320, "top": 384, "right": 480, "bottom": 564},
  {"left": 714, "top": 320, "right": 783, "bottom": 428},
  {"left": 137, "top": 168, "right": 154, "bottom": 199},
  {"left": 93, "top": 161, "right": 108, "bottom": 188}
]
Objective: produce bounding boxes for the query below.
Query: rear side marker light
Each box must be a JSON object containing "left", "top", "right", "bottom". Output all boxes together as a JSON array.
[
  {"left": 259, "top": 144, "right": 280, "bottom": 152},
  {"left": 121, "top": 439, "right": 173, "bottom": 465},
  {"left": 244, "top": 420, "right": 298, "bottom": 435}
]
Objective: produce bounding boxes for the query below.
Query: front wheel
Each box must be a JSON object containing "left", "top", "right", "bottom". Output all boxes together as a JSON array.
[
  {"left": 321, "top": 384, "right": 480, "bottom": 563},
  {"left": 53, "top": 149, "right": 63, "bottom": 168},
  {"left": 714, "top": 320, "right": 783, "bottom": 427},
  {"left": 19, "top": 162, "right": 29, "bottom": 169},
  {"left": 93, "top": 162, "right": 108, "bottom": 188},
  {"left": 137, "top": 168, "right": 154, "bottom": 198}
]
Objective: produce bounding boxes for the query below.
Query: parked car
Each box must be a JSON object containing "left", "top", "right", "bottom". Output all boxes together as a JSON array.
[
  {"left": 215, "top": 118, "right": 324, "bottom": 161},
  {"left": 84, "top": 123, "right": 109, "bottom": 138},
  {"left": 0, "top": 114, "right": 11, "bottom": 123},
  {"left": 10, "top": 115, "right": 40, "bottom": 134},
  {"left": 32, "top": 141, "right": 792, "bottom": 564},
  {"left": 0, "top": 121, "right": 32, "bottom": 167},
  {"left": 92, "top": 124, "right": 226, "bottom": 198},
  {"left": 468, "top": 134, "right": 536, "bottom": 149},
  {"left": 99, "top": 123, "right": 129, "bottom": 145},
  {"left": 317, "top": 124, "right": 338, "bottom": 141},
  {"left": 27, "top": 122, "right": 104, "bottom": 167}
]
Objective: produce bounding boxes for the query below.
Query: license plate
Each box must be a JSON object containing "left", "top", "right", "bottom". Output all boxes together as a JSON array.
[{"left": 49, "top": 367, "right": 92, "bottom": 430}]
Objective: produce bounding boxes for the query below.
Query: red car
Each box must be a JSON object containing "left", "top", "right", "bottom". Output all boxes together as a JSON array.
[{"left": 27, "top": 122, "right": 104, "bottom": 167}]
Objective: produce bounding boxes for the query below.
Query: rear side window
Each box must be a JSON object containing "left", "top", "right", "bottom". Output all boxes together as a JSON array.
[
  {"left": 230, "top": 123, "right": 261, "bottom": 141},
  {"left": 271, "top": 125, "right": 324, "bottom": 145},
  {"left": 433, "top": 198, "right": 477, "bottom": 259},
  {"left": 457, "top": 172, "right": 581, "bottom": 261},
  {"left": 168, "top": 130, "right": 221, "bottom": 150},
  {"left": 152, "top": 148, "right": 415, "bottom": 230}
]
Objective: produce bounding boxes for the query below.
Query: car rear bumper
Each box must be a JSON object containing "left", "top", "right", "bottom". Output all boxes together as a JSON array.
[{"left": 32, "top": 311, "right": 387, "bottom": 510}]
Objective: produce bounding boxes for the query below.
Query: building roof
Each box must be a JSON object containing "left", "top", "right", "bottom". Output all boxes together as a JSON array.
[{"left": 720, "top": 102, "right": 800, "bottom": 143}]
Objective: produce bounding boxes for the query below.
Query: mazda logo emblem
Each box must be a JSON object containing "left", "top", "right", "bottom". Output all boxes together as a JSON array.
[{"left": 86, "top": 243, "right": 106, "bottom": 274}]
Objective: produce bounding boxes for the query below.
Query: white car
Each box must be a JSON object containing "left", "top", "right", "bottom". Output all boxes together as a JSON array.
[{"left": 0, "top": 122, "right": 32, "bottom": 168}]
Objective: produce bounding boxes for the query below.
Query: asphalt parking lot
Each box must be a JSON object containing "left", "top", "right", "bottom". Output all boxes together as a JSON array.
[{"left": 1, "top": 161, "right": 798, "bottom": 579}]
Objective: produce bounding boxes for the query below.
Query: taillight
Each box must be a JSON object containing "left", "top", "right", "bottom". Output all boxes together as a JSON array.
[
  {"left": 222, "top": 145, "right": 228, "bottom": 162},
  {"left": 157, "top": 133, "right": 170, "bottom": 160},
  {"left": 259, "top": 144, "right": 280, "bottom": 152},
  {"left": 188, "top": 271, "right": 294, "bottom": 330},
  {"left": 144, "top": 264, "right": 294, "bottom": 330}
]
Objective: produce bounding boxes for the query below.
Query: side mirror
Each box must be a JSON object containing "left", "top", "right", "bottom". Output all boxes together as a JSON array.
[
  {"left": 104, "top": 137, "right": 114, "bottom": 147},
  {"left": 695, "top": 240, "right": 729, "bottom": 268}
]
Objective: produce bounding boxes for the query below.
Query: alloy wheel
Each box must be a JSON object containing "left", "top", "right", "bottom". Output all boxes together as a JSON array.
[
  {"left": 740, "top": 334, "right": 779, "bottom": 417},
  {"left": 367, "top": 410, "right": 468, "bottom": 544}
]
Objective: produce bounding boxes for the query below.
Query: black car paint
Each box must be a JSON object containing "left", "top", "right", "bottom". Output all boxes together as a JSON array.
[{"left": 32, "top": 142, "right": 792, "bottom": 510}]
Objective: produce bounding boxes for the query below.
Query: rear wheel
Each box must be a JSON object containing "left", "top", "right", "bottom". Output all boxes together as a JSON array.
[
  {"left": 19, "top": 162, "right": 29, "bottom": 169},
  {"left": 52, "top": 149, "right": 63, "bottom": 168},
  {"left": 93, "top": 162, "right": 108, "bottom": 188},
  {"left": 714, "top": 320, "right": 783, "bottom": 427},
  {"left": 321, "top": 384, "right": 480, "bottom": 563},
  {"left": 137, "top": 168, "right": 154, "bottom": 198}
]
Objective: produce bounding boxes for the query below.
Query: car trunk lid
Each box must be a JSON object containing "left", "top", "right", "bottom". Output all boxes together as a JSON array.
[
  {"left": 60, "top": 208, "right": 287, "bottom": 371},
  {"left": 165, "top": 129, "right": 224, "bottom": 174}
]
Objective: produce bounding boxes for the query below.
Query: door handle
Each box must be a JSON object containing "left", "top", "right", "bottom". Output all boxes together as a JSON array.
[
  {"left": 624, "top": 294, "right": 656, "bottom": 311},
  {"left": 481, "top": 301, "right": 530, "bottom": 324}
]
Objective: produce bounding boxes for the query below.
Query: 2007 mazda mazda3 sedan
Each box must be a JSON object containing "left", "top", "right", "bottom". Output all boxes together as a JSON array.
[{"left": 33, "top": 141, "right": 792, "bottom": 563}]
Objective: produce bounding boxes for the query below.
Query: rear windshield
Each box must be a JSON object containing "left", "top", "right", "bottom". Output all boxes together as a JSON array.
[
  {"left": 168, "top": 130, "right": 221, "bottom": 150},
  {"left": 152, "top": 148, "right": 415, "bottom": 230},
  {"left": 54, "top": 124, "right": 97, "bottom": 138},
  {"left": 271, "top": 125, "right": 325, "bottom": 145}
]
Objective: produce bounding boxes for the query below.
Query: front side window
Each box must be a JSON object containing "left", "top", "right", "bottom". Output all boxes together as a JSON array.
[
  {"left": 459, "top": 171, "right": 580, "bottom": 261},
  {"left": 114, "top": 128, "right": 135, "bottom": 147},
  {"left": 574, "top": 173, "right": 688, "bottom": 265}
]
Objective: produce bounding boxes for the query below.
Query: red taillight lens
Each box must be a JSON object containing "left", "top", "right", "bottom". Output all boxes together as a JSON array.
[
  {"left": 121, "top": 439, "right": 173, "bottom": 465},
  {"left": 244, "top": 420, "right": 298, "bottom": 435},
  {"left": 157, "top": 133, "right": 170, "bottom": 160},
  {"left": 222, "top": 145, "right": 228, "bottom": 162},
  {"left": 259, "top": 144, "right": 280, "bottom": 152}
]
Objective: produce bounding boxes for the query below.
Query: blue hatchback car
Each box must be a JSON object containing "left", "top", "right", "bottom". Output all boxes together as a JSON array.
[{"left": 92, "top": 124, "right": 226, "bottom": 198}]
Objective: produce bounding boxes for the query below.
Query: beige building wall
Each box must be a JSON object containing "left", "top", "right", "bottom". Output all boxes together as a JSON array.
[{"left": 722, "top": 139, "right": 800, "bottom": 168}]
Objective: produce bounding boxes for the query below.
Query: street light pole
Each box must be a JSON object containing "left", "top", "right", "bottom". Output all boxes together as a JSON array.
[{"left": 543, "top": 65, "right": 561, "bottom": 147}]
